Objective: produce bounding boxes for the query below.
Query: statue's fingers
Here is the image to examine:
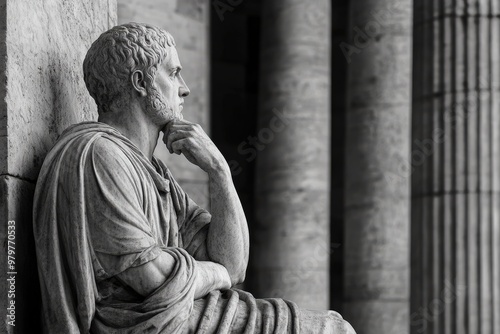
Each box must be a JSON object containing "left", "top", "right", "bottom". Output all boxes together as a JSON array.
[
  {"left": 169, "top": 121, "right": 204, "bottom": 132},
  {"left": 166, "top": 124, "right": 195, "bottom": 138},
  {"left": 163, "top": 120, "right": 191, "bottom": 139},
  {"left": 171, "top": 138, "right": 191, "bottom": 155},
  {"left": 167, "top": 119, "right": 194, "bottom": 131},
  {"left": 172, "top": 118, "right": 194, "bottom": 126},
  {"left": 166, "top": 130, "right": 189, "bottom": 153}
]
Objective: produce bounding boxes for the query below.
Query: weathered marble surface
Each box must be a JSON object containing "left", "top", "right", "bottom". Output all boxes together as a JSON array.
[
  {"left": 344, "top": 0, "right": 412, "bottom": 333},
  {"left": 0, "top": 0, "right": 115, "bottom": 332},
  {"left": 33, "top": 121, "right": 355, "bottom": 333},
  {"left": 412, "top": 1, "right": 500, "bottom": 333},
  {"left": 253, "top": 0, "right": 332, "bottom": 311}
]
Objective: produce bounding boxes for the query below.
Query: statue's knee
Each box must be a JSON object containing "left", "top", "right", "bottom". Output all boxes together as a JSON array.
[
  {"left": 327, "top": 311, "right": 356, "bottom": 334},
  {"left": 327, "top": 310, "right": 343, "bottom": 320}
]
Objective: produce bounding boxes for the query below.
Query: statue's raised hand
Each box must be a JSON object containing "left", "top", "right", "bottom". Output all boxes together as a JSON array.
[{"left": 162, "top": 120, "right": 229, "bottom": 175}]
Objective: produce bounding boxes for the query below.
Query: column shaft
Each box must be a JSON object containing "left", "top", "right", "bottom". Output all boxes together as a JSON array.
[
  {"left": 344, "top": 0, "right": 413, "bottom": 333},
  {"left": 412, "top": 1, "right": 500, "bottom": 333},
  {"left": 252, "top": 0, "right": 332, "bottom": 310}
]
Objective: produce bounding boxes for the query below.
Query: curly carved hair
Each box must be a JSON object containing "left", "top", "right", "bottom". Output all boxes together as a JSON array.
[{"left": 83, "top": 22, "right": 176, "bottom": 114}]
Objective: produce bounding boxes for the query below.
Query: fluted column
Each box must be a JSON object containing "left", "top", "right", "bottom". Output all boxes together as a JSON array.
[
  {"left": 252, "top": 0, "right": 331, "bottom": 309},
  {"left": 344, "top": 1, "right": 413, "bottom": 333},
  {"left": 412, "top": 1, "right": 500, "bottom": 334}
]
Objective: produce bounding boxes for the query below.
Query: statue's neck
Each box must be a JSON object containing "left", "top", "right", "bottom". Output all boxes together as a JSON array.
[{"left": 99, "top": 106, "right": 160, "bottom": 161}]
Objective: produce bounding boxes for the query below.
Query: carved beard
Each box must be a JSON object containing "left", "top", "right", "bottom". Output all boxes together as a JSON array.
[{"left": 144, "top": 83, "right": 183, "bottom": 125}]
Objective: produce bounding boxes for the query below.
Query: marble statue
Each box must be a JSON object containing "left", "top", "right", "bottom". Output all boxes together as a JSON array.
[{"left": 33, "top": 22, "right": 355, "bottom": 333}]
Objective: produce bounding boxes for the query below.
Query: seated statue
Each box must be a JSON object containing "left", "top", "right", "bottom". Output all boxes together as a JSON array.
[{"left": 33, "top": 22, "right": 355, "bottom": 333}]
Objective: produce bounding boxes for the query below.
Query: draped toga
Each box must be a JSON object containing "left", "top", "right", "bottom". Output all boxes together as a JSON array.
[{"left": 33, "top": 122, "right": 354, "bottom": 334}]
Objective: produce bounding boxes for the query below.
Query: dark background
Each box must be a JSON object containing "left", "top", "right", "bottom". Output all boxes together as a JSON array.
[{"left": 210, "top": 0, "right": 349, "bottom": 311}]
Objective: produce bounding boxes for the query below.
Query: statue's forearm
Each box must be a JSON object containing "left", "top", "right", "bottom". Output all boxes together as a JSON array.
[
  {"left": 206, "top": 165, "right": 249, "bottom": 285},
  {"left": 194, "top": 261, "right": 231, "bottom": 299},
  {"left": 161, "top": 120, "right": 249, "bottom": 283},
  {"left": 117, "top": 249, "right": 231, "bottom": 299}
]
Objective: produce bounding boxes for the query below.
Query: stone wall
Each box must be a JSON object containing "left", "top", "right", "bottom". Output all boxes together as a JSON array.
[
  {"left": 0, "top": 0, "right": 116, "bottom": 332},
  {"left": 118, "top": 0, "right": 210, "bottom": 209}
]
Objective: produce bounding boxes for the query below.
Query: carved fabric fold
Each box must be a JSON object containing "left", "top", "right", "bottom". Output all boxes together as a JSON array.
[
  {"left": 33, "top": 121, "right": 351, "bottom": 334},
  {"left": 33, "top": 122, "right": 207, "bottom": 333}
]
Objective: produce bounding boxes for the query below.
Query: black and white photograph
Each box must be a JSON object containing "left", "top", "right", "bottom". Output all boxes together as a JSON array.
[{"left": 0, "top": 0, "right": 498, "bottom": 333}]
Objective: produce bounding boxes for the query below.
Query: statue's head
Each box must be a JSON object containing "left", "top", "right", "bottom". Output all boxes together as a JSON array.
[{"left": 83, "top": 22, "right": 189, "bottom": 123}]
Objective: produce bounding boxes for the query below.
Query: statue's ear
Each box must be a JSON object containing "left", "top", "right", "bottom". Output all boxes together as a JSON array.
[{"left": 131, "top": 70, "right": 147, "bottom": 97}]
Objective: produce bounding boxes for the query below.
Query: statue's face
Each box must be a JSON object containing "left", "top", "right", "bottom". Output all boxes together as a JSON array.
[{"left": 145, "top": 47, "right": 190, "bottom": 125}]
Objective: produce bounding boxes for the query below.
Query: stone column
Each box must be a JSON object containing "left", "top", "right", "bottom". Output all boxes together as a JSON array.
[
  {"left": 411, "top": 2, "right": 500, "bottom": 334},
  {"left": 0, "top": 1, "right": 115, "bottom": 332},
  {"left": 251, "top": 0, "right": 331, "bottom": 309},
  {"left": 343, "top": 0, "right": 412, "bottom": 333},
  {"left": 118, "top": 0, "right": 211, "bottom": 209}
]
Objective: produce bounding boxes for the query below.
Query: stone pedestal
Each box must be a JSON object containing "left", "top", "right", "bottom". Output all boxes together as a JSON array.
[
  {"left": 0, "top": 1, "right": 115, "bottom": 332},
  {"left": 344, "top": 1, "right": 413, "bottom": 333},
  {"left": 411, "top": 2, "right": 500, "bottom": 333},
  {"left": 251, "top": 0, "right": 332, "bottom": 310}
]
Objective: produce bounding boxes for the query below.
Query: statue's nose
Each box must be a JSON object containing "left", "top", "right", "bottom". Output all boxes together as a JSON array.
[{"left": 179, "top": 76, "right": 190, "bottom": 97}]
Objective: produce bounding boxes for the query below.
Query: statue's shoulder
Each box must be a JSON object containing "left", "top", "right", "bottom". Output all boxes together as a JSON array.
[
  {"left": 42, "top": 121, "right": 129, "bottom": 171},
  {"left": 51, "top": 122, "right": 127, "bottom": 154},
  {"left": 56, "top": 121, "right": 118, "bottom": 142}
]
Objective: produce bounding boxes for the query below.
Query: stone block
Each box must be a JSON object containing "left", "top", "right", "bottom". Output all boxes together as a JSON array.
[
  {"left": 0, "top": 176, "right": 39, "bottom": 333},
  {"left": 344, "top": 300, "right": 408, "bottom": 334},
  {"left": 3, "top": 0, "right": 116, "bottom": 181},
  {"left": 0, "top": 1, "right": 115, "bottom": 332}
]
